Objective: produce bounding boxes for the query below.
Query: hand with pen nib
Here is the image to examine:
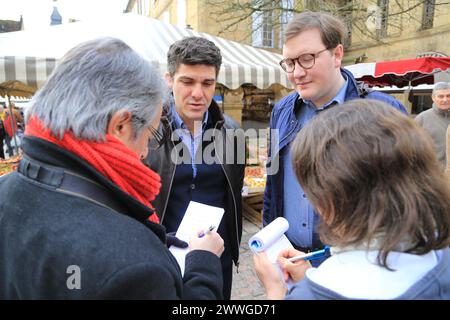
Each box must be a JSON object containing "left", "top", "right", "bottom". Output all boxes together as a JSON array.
[
  {"left": 188, "top": 225, "right": 224, "bottom": 258},
  {"left": 254, "top": 246, "right": 329, "bottom": 299}
]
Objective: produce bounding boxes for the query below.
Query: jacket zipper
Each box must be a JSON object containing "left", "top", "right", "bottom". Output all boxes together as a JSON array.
[
  {"left": 213, "top": 123, "right": 240, "bottom": 273},
  {"left": 160, "top": 130, "right": 178, "bottom": 224},
  {"left": 278, "top": 119, "right": 297, "bottom": 147}
]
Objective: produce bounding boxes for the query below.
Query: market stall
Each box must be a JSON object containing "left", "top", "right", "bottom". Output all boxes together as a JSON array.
[
  {"left": 242, "top": 166, "right": 265, "bottom": 225},
  {"left": 0, "top": 13, "right": 291, "bottom": 91},
  {"left": 242, "top": 138, "right": 267, "bottom": 225},
  {"left": 344, "top": 56, "right": 450, "bottom": 88},
  {"left": 0, "top": 154, "right": 20, "bottom": 176}
]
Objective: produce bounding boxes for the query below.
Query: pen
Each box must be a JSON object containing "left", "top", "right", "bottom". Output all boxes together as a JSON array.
[
  {"left": 198, "top": 225, "right": 215, "bottom": 238},
  {"left": 287, "top": 246, "right": 330, "bottom": 262}
]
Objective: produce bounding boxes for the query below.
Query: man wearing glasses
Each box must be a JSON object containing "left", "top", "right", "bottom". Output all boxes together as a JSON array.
[
  {"left": 414, "top": 82, "right": 450, "bottom": 168},
  {"left": 263, "top": 11, "right": 407, "bottom": 265},
  {"left": 144, "top": 36, "right": 245, "bottom": 300}
]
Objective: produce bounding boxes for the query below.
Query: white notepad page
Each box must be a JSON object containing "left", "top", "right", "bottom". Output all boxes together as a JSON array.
[{"left": 169, "top": 201, "right": 224, "bottom": 276}]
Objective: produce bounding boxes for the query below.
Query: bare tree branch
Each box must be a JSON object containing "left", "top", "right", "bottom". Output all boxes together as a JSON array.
[{"left": 205, "top": 0, "right": 450, "bottom": 46}]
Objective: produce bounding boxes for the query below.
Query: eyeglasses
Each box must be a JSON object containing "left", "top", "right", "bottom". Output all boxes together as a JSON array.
[
  {"left": 132, "top": 115, "right": 170, "bottom": 150},
  {"left": 146, "top": 125, "right": 164, "bottom": 150},
  {"left": 279, "top": 48, "right": 330, "bottom": 73},
  {"left": 147, "top": 120, "right": 172, "bottom": 150}
]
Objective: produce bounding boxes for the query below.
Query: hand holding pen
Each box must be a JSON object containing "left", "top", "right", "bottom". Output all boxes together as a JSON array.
[
  {"left": 188, "top": 225, "right": 224, "bottom": 258},
  {"left": 198, "top": 225, "right": 216, "bottom": 238},
  {"left": 276, "top": 247, "right": 323, "bottom": 283},
  {"left": 287, "top": 246, "right": 330, "bottom": 262}
]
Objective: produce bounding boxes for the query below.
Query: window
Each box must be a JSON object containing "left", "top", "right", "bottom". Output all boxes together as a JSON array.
[
  {"left": 162, "top": 10, "right": 170, "bottom": 23},
  {"left": 262, "top": 12, "right": 274, "bottom": 47},
  {"left": 252, "top": 10, "right": 274, "bottom": 48},
  {"left": 177, "top": 0, "right": 186, "bottom": 28},
  {"left": 341, "top": 0, "right": 353, "bottom": 48},
  {"left": 421, "top": 0, "right": 435, "bottom": 30},
  {"left": 279, "top": 0, "right": 294, "bottom": 48}
]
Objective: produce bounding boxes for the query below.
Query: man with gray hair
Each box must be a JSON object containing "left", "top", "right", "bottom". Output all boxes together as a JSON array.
[
  {"left": 415, "top": 82, "right": 450, "bottom": 168},
  {"left": 0, "top": 37, "right": 225, "bottom": 299}
]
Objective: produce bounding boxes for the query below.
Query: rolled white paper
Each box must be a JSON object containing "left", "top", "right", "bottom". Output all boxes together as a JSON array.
[{"left": 248, "top": 217, "right": 289, "bottom": 254}]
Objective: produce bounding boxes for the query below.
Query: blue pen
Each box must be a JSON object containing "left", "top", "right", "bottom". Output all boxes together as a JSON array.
[
  {"left": 287, "top": 246, "right": 330, "bottom": 262},
  {"left": 198, "top": 225, "right": 215, "bottom": 238}
]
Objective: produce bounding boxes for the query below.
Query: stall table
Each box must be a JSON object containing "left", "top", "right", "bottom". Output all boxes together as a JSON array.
[{"left": 242, "top": 186, "right": 264, "bottom": 226}]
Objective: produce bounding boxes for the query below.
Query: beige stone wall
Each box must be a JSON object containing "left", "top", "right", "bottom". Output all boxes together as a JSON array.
[
  {"left": 149, "top": 0, "right": 183, "bottom": 25},
  {"left": 272, "top": 84, "right": 293, "bottom": 102},
  {"left": 149, "top": 0, "right": 252, "bottom": 43},
  {"left": 222, "top": 88, "right": 244, "bottom": 125},
  {"left": 348, "top": 26, "right": 450, "bottom": 62},
  {"left": 196, "top": 1, "right": 252, "bottom": 44},
  {"left": 347, "top": 1, "right": 450, "bottom": 61}
]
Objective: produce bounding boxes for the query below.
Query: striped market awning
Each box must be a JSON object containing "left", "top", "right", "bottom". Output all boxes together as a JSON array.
[{"left": 0, "top": 13, "right": 291, "bottom": 94}]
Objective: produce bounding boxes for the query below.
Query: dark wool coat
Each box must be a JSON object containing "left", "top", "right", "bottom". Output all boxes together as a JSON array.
[{"left": 0, "top": 137, "right": 222, "bottom": 299}]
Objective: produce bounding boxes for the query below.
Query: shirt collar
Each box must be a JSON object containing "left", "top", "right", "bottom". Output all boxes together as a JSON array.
[
  {"left": 303, "top": 76, "right": 349, "bottom": 111},
  {"left": 170, "top": 101, "right": 209, "bottom": 131}
]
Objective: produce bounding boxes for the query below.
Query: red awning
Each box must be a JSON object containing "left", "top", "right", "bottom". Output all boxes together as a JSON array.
[{"left": 344, "top": 57, "right": 450, "bottom": 88}]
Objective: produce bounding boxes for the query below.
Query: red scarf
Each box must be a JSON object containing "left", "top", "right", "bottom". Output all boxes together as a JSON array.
[{"left": 25, "top": 117, "right": 161, "bottom": 224}]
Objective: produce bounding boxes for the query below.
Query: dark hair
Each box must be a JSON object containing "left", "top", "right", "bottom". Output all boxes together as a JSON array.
[
  {"left": 167, "top": 36, "right": 222, "bottom": 77},
  {"left": 292, "top": 99, "right": 450, "bottom": 269},
  {"left": 285, "top": 11, "right": 346, "bottom": 49}
]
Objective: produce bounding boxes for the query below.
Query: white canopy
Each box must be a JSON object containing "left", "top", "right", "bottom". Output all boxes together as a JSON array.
[{"left": 0, "top": 13, "right": 291, "bottom": 92}]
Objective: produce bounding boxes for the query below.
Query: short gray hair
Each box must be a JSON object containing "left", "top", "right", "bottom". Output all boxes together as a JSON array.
[
  {"left": 432, "top": 82, "right": 450, "bottom": 96},
  {"left": 26, "top": 37, "right": 167, "bottom": 141}
]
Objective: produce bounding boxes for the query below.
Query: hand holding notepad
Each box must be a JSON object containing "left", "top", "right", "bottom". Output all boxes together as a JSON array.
[
  {"left": 169, "top": 201, "right": 224, "bottom": 276},
  {"left": 249, "top": 217, "right": 295, "bottom": 287},
  {"left": 248, "top": 217, "right": 293, "bottom": 263}
]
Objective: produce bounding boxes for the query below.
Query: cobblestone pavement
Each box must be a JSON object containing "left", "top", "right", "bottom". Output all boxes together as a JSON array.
[{"left": 230, "top": 217, "right": 266, "bottom": 300}]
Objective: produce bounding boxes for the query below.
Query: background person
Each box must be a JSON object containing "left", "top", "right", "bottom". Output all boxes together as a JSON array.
[
  {"left": 446, "top": 124, "right": 450, "bottom": 181},
  {"left": 263, "top": 11, "right": 407, "bottom": 266},
  {"left": 255, "top": 99, "right": 450, "bottom": 300},
  {"left": 0, "top": 37, "right": 224, "bottom": 299},
  {"left": 0, "top": 117, "right": 5, "bottom": 159},
  {"left": 144, "top": 36, "right": 245, "bottom": 300},
  {"left": 415, "top": 82, "right": 450, "bottom": 168},
  {"left": 2, "top": 105, "right": 20, "bottom": 157}
]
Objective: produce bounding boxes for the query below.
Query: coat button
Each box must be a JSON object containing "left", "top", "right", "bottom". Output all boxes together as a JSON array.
[{"left": 190, "top": 184, "right": 196, "bottom": 190}]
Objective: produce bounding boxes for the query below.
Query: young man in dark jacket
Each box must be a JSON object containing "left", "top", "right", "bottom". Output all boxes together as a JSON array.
[
  {"left": 263, "top": 12, "right": 407, "bottom": 266},
  {"left": 144, "top": 37, "right": 245, "bottom": 300},
  {"left": 0, "top": 37, "right": 224, "bottom": 299}
]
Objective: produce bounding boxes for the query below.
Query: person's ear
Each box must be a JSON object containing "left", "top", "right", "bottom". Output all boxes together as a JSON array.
[
  {"left": 165, "top": 72, "right": 174, "bottom": 88},
  {"left": 333, "top": 44, "right": 344, "bottom": 68},
  {"left": 107, "top": 109, "right": 133, "bottom": 140}
]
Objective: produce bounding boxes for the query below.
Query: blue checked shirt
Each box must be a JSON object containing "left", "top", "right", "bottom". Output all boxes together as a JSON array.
[
  {"left": 171, "top": 103, "right": 209, "bottom": 178},
  {"left": 283, "top": 79, "right": 348, "bottom": 249}
]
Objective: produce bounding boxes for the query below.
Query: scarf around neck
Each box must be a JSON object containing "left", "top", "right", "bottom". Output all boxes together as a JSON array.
[{"left": 25, "top": 117, "right": 161, "bottom": 224}]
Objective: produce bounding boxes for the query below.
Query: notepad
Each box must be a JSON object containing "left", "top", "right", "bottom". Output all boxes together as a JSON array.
[
  {"left": 249, "top": 217, "right": 296, "bottom": 288},
  {"left": 248, "top": 217, "right": 293, "bottom": 264},
  {"left": 169, "top": 201, "right": 224, "bottom": 276}
]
